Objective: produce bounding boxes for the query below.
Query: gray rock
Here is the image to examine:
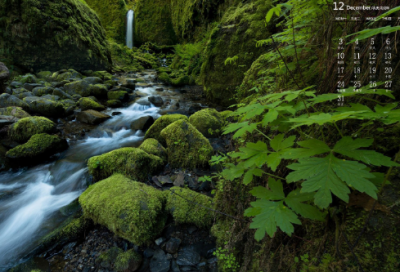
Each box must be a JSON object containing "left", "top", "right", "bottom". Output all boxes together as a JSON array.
[
  {"left": 173, "top": 173, "right": 185, "bottom": 187},
  {"left": 122, "top": 79, "right": 136, "bottom": 90},
  {"left": 0, "top": 94, "right": 29, "bottom": 109},
  {"left": 32, "top": 86, "right": 53, "bottom": 96},
  {"left": 10, "top": 81, "right": 22, "bottom": 88},
  {"left": 144, "top": 248, "right": 155, "bottom": 258},
  {"left": 155, "top": 237, "right": 166, "bottom": 246},
  {"left": 176, "top": 246, "right": 201, "bottom": 266},
  {"left": 148, "top": 96, "right": 164, "bottom": 107},
  {"left": 76, "top": 110, "right": 111, "bottom": 125},
  {"left": 88, "top": 84, "right": 108, "bottom": 98},
  {"left": 53, "top": 88, "right": 73, "bottom": 100},
  {"left": 155, "top": 88, "right": 164, "bottom": 92},
  {"left": 83, "top": 77, "right": 103, "bottom": 84},
  {"left": 130, "top": 116, "right": 154, "bottom": 131},
  {"left": 23, "top": 96, "right": 65, "bottom": 117},
  {"left": 0, "top": 115, "right": 19, "bottom": 128},
  {"left": 23, "top": 83, "right": 43, "bottom": 92},
  {"left": 157, "top": 176, "right": 173, "bottom": 185},
  {"left": 5, "top": 87, "right": 12, "bottom": 94},
  {"left": 150, "top": 249, "right": 170, "bottom": 272},
  {"left": 64, "top": 80, "right": 91, "bottom": 97},
  {"left": 42, "top": 94, "right": 60, "bottom": 101},
  {"left": 171, "top": 260, "right": 181, "bottom": 272},
  {"left": 166, "top": 238, "right": 181, "bottom": 254}
]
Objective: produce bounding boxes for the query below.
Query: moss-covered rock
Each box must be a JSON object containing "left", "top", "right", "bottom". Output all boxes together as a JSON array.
[
  {"left": 107, "top": 99, "right": 122, "bottom": 108},
  {"left": 199, "top": 0, "right": 271, "bottom": 106},
  {"left": 160, "top": 120, "right": 213, "bottom": 169},
  {"left": 32, "top": 87, "right": 54, "bottom": 97},
  {"left": 114, "top": 249, "right": 143, "bottom": 272},
  {"left": 14, "top": 74, "right": 37, "bottom": 84},
  {"left": 139, "top": 138, "right": 167, "bottom": 162},
  {"left": 79, "top": 174, "right": 167, "bottom": 245},
  {"left": 0, "top": 0, "right": 112, "bottom": 72},
  {"left": 8, "top": 117, "right": 56, "bottom": 143},
  {"left": 88, "top": 84, "right": 108, "bottom": 98},
  {"left": 96, "top": 247, "right": 123, "bottom": 269},
  {"left": 76, "top": 110, "right": 111, "bottom": 125},
  {"left": 165, "top": 186, "right": 214, "bottom": 228},
  {"left": 36, "top": 71, "right": 52, "bottom": 80},
  {"left": 144, "top": 114, "right": 188, "bottom": 145},
  {"left": 107, "top": 91, "right": 129, "bottom": 101},
  {"left": 88, "top": 147, "right": 164, "bottom": 181},
  {"left": 157, "top": 72, "right": 171, "bottom": 84},
  {"left": 6, "top": 133, "right": 68, "bottom": 163},
  {"left": 0, "top": 94, "right": 29, "bottom": 110},
  {"left": 23, "top": 96, "right": 65, "bottom": 118},
  {"left": 0, "top": 106, "right": 30, "bottom": 118},
  {"left": 92, "top": 71, "right": 114, "bottom": 81},
  {"left": 134, "top": 0, "right": 178, "bottom": 45},
  {"left": 64, "top": 80, "right": 91, "bottom": 97},
  {"left": 189, "top": 108, "right": 223, "bottom": 137},
  {"left": 78, "top": 97, "right": 105, "bottom": 111},
  {"left": 84, "top": 0, "right": 127, "bottom": 42}
]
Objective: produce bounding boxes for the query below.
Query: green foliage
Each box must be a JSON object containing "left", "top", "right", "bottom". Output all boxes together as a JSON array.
[
  {"left": 224, "top": 55, "right": 239, "bottom": 66},
  {"left": 213, "top": 247, "right": 240, "bottom": 272}
]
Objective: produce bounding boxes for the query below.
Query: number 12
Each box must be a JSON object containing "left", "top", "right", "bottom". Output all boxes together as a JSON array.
[{"left": 334, "top": 2, "right": 345, "bottom": 10}]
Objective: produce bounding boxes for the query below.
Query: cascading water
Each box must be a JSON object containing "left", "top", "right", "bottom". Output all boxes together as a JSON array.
[{"left": 126, "top": 10, "right": 134, "bottom": 49}]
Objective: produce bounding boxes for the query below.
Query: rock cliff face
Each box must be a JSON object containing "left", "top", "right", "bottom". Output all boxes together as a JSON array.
[{"left": 0, "top": 0, "right": 112, "bottom": 72}]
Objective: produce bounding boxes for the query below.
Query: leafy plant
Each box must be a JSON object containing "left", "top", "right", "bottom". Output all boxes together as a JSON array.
[{"left": 213, "top": 247, "right": 240, "bottom": 272}]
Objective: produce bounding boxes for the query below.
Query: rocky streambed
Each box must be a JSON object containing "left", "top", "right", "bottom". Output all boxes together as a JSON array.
[{"left": 0, "top": 67, "right": 232, "bottom": 272}]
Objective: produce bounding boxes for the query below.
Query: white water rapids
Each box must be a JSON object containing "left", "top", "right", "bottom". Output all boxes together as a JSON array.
[
  {"left": 0, "top": 73, "right": 189, "bottom": 270},
  {"left": 126, "top": 10, "right": 134, "bottom": 49}
]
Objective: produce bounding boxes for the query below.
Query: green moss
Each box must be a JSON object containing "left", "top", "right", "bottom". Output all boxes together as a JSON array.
[
  {"left": 79, "top": 97, "right": 105, "bottom": 111},
  {"left": 84, "top": 0, "right": 127, "bottom": 42},
  {"left": 160, "top": 119, "right": 213, "bottom": 169},
  {"left": 134, "top": 0, "right": 178, "bottom": 45},
  {"left": 107, "top": 99, "right": 122, "bottom": 108},
  {"left": 107, "top": 91, "right": 128, "bottom": 101},
  {"left": 79, "top": 174, "right": 167, "bottom": 245},
  {"left": 220, "top": 110, "right": 233, "bottom": 120},
  {"left": 8, "top": 117, "right": 56, "bottom": 143},
  {"left": 158, "top": 72, "right": 171, "bottom": 84},
  {"left": 211, "top": 218, "right": 234, "bottom": 246},
  {"left": 14, "top": 74, "right": 37, "bottom": 84},
  {"left": 36, "top": 71, "right": 52, "bottom": 80},
  {"left": 88, "top": 84, "right": 108, "bottom": 98},
  {"left": 0, "top": 0, "right": 112, "bottom": 72},
  {"left": 87, "top": 147, "right": 164, "bottom": 181},
  {"left": 114, "top": 249, "right": 142, "bottom": 272},
  {"left": 92, "top": 71, "right": 113, "bottom": 81},
  {"left": 170, "top": 75, "right": 189, "bottom": 86},
  {"left": 32, "top": 87, "right": 53, "bottom": 97},
  {"left": 189, "top": 108, "right": 223, "bottom": 137},
  {"left": 139, "top": 138, "right": 167, "bottom": 162},
  {"left": 0, "top": 106, "right": 30, "bottom": 118},
  {"left": 165, "top": 186, "right": 214, "bottom": 228},
  {"left": 144, "top": 114, "right": 188, "bottom": 145},
  {"left": 97, "top": 247, "right": 123, "bottom": 268},
  {"left": 6, "top": 133, "right": 68, "bottom": 161},
  {"left": 64, "top": 80, "right": 91, "bottom": 97}
]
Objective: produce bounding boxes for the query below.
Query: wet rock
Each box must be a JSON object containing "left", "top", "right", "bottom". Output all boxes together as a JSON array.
[
  {"left": 8, "top": 116, "right": 56, "bottom": 143},
  {"left": 150, "top": 249, "right": 170, "bottom": 272},
  {"left": 173, "top": 173, "right": 185, "bottom": 187},
  {"left": 112, "top": 112, "right": 122, "bottom": 116},
  {"left": 32, "top": 86, "right": 53, "bottom": 96},
  {"left": 76, "top": 110, "right": 111, "bottom": 125},
  {"left": 148, "top": 96, "right": 164, "bottom": 107},
  {"left": 139, "top": 139, "right": 167, "bottom": 162},
  {"left": 144, "top": 248, "right": 155, "bottom": 258},
  {"left": 5, "top": 87, "right": 12, "bottom": 94},
  {"left": 0, "top": 62, "right": 10, "bottom": 93},
  {"left": 155, "top": 88, "right": 164, "bottom": 92},
  {"left": 107, "top": 99, "right": 123, "bottom": 108},
  {"left": 186, "top": 176, "right": 199, "bottom": 191},
  {"left": 53, "top": 88, "right": 73, "bottom": 100},
  {"left": 23, "top": 83, "right": 43, "bottom": 92},
  {"left": 122, "top": 81, "right": 136, "bottom": 90},
  {"left": 83, "top": 77, "right": 103, "bottom": 84},
  {"left": 188, "top": 104, "right": 202, "bottom": 115},
  {"left": 152, "top": 176, "right": 162, "bottom": 188},
  {"left": 145, "top": 114, "right": 188, "bottom": 145},
  {"left": 10, "top": 81, "right": 22, "bottom": 88},
  {"left": 108, "top": 91, "right": 129, "bottom": 101},
  {"left": 42, "top": 94, "right": 60, "bottom": 101},
  {"left": 6, "top": 133, "right": 68, "bottom": 164},
  {"left": 23, "top": 96, "right": 65, "bottom": 117},
  {"left": 187, "top": 226, "right": 197, "bottom": 235},
  {"left": 157, "top": 176, "right": 173, "bottom": 185},
  {"left": 130, "top": 116, "right": 154, "bottom": 131},
  {"left": 0, "top": 93, "right": 29, "bottom": 110},
  {"left": 176, "top": 246, "right": 201, "bottom": 266},
  {"left": 78, "top": 97, "right": 105, "bottom": 111},
  {"left": 0, "top": 115, "right": 19, "bottom": 129},
  {"left": 155, "top": 237, "right": 165, "bottom": 246},
  {"left": 64, "top": 80, "right": 91, "bottom": 97},
  {"left": 165, "top": 238, "right": 181, "bottom": 254},
  {"left": 88, "top": 84, "right": 108, "bottom": 98},
  {"left": 0, "top": 106, "right": 30, "bottom": 118},
  {"left": 171, "top": 260, "right": 181, "bottom": 272}
]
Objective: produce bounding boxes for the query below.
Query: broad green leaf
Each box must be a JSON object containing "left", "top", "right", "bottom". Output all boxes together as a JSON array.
[
  {"left": 285, "top": 190, "right": 326, "bottom": 221},
  {"left": 221, "top": 163, "right": 245, "bottom": 181},
  {"left": 250, "top": 180, "right": 284, "bottom": 201},
  {"left": 270, "top": 134, "right": 296, "bottom": 151},
  {"left": 223, "top": 122, "right": 258, "bottom": 138},
  {"left": 286, "top": 153, "right": 377, "bottom": 208},
  {"left": 262, "top": 109, "right": 279, "bottom": 126},
  {"left": 243, "top": 168, "right": 263, "bottom": 185},
  {"left": 231, "top": 141, "right": 269, "bottom": 168},
  {"left": 282, "top": 139, "right": 330, "bottom": 159},
  {"left": 246, "top": 200, "right": 301, "bottom": 239},
  {"left": 334, "top": 137, "right": 398, "bottom": 167},
  {"left": 288, "top": 112, "right": 358, "bottom": 129}
]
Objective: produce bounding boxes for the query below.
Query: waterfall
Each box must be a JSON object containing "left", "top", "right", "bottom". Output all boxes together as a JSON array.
[{"left": 126, "top": 10, "right": 134, "bottom": 49}]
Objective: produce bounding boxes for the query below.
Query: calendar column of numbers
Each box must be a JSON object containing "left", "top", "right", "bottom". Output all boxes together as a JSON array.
[{"left": 337, "top": 37, "right": 345, "bottom": 106}]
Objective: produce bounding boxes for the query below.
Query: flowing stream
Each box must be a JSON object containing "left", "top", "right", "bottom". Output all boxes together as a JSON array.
[
  {"left": 126, "top": 10, "right": 134, "bottom": 49},
  {"left": 0, "top": 71, "right": 197, "bottom": 270}
]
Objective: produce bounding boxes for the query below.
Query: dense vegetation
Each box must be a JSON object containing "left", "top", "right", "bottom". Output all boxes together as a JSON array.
[{"left": 1, "top": 0, "right": 400, "bottom": 271}]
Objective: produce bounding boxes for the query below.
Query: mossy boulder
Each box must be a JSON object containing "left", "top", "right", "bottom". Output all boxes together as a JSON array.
[
  {"left": 6, "top": 134, "right": 68, "bottom": 164},
  {"left": 160, "top": 120, "right": 213, "bottom": 169},
  {"left": 32, "top": 87, "right": 54, "bottom": 97},
  {"left": 96, "top": 247, "right": 123, "bottom": 269},
  {"left": 144, "top": 114, "right": 188, "bottom": 145},
  {"left": 0, "top": 94, "right": 29, "bottom": 110},
  {"left": 88, "top": 147, "right": 164, "bottom": 181},
  {"left": 23, "top": 96, "right": 65, "bottom": 118},
  {"left": 88, "top": 84, "right": 108, "bottom": 98},
  {"left": 8, "top": 117, "right": 56, "bottom": 143},
  {"left": 157, "top": 72, "right": 171, "bottom": 84},
  {"left": 78, "top": 97, "right": 105, "bottom": 111},
  {"left": 64, "top": 80, "right": 91, "bottom": 97},
  {"left": 0, "top": 0, "right": 112, "bottom": 72},
  {"left": 189, "top": 108, "right": 223, "bottom": 137},
  {"left": 0, "top": 107, "right": 30, "bottom": 118},
  {"left": 134, "top": 0, "right": 178, "bottom": 45},
  {"left": 114, "top": 249, "right": 143, "bottom": 272},
  {"left": 79, "top": 174, "right": 167, "bottom": 245},
  {"left": 83, "top": 77, "right": 103, "bottom": 84},
  {"left": 139, "top": 138, "right": 167, "bottom": 162},
  {"left": 36, "top": 71, "right": 52, "bottom": 80},
  {"left": 15, "top": 74, "right": 37, "bottom": 84},
  {"left": 107, "top": 99, "right": 122, "bottom": 108},
  {"left": 165, "top": 187, "right": 214, "bottom": 228},
  {"left": 107, "top": 91, "right": 129, "bottom": 101},
  {"left": 92, "top": 71, "right": 114, "bottom": 81},
  {"left": 76, "top": 110, "right": 111, "bottom": 125}
]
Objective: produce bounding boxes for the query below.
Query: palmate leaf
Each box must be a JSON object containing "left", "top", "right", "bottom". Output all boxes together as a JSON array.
[
  {"left": 231, "top": 141, "right": 269, "bottom": 168},
  {"left": 221, "top": 162, "right": 246, "bottom": 181},
  {"left": 283, "top": 139, "right": 330, "bottom": 159},
  {"left": 334, "top": 137, "right": 399, "bottom": 167},
  {"left": 266, "top": 134, "right": 296, "bottom": 171},
  {"left": 243, "top": 168, "right": 264, "bottom": 185},
  {"left": 287, "top": 153, "right": 377, "bottom": 209},
  {"left": 246, "top": 179, "right": 325, "bottom": 240},
  {"left": 223, "top": 122, "right": 258, "bottom": 138},
  {"left": 335, "top": 103, "right": 400, "bottom": 125},
  {"left": 288, "top": 112, "right": 359, "bottom": 129}
]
